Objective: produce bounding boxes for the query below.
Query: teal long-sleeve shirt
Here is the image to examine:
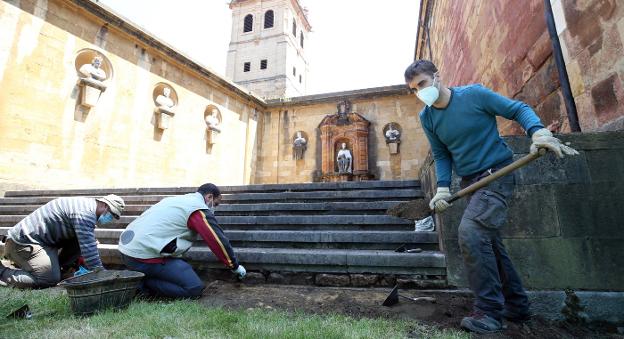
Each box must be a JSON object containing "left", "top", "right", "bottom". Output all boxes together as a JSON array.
[{"left": 419, "top": 84, "right": 544, "bottom": 187}]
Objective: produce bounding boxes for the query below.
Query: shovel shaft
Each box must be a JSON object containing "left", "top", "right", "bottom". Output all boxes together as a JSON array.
[{"left": 446, "top": 148, "right": 546, "bottom": 204}]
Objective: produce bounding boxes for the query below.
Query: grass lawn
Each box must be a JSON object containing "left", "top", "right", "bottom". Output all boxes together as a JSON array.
[{"left": 0, "top": 287, "right": 468, "bottom": 339}]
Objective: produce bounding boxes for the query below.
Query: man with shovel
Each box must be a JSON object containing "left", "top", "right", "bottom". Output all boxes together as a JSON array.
[{"left": 404, "top": 60, "right": 578, "bottom": 334}]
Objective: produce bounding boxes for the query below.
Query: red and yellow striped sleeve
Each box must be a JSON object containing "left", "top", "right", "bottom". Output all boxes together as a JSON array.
[{"left": 187, "top": 209, "right": 239, "bottom": 269}]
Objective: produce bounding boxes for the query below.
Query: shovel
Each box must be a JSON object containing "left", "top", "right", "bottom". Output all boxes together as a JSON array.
[
  {"left": 404, "top": 148, "right": 547, "bottom": 220},
  {"left": 382, "top": 285, "right": 436, "bottom": 307}
]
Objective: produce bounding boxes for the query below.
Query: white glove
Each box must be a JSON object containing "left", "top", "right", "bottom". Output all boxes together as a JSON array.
[
  {"left": 232, "top": 265, "right": 246, "bottom": 280},
  {"left": 530, "top": 128, "right": 579, "bottom": 158},
  {"left": 429, "top": 187, "right": 451, "bottom": 213}
]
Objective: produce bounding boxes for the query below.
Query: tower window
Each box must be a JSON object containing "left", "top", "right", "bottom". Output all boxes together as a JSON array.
[
  {"left": 244, "top": 14, "right": 253, "bottom": 32},
  {"left": 244, "top": 62, "right": 251, "bottom": 72},
  {"left": 292, "top": 21, "right": 297, "bottom": 36},
  {"left": 300, "top": 32, "right": 304, "bottom": 48},
  {"left": 293, "top": 67, "right": 296, "bottom": 76},
  {"left": 260, "top": 59, "right": 267, "bottom": 70},
  {"left": 264, "top": 10, "right": 274, "bottom": 28},
  {"left": 299, "top": 75, "right": 302, "bottom": 83}
]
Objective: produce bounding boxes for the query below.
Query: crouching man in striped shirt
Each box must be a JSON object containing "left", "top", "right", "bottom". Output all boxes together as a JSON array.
[
  {"left": 118, "top": 183, "right": 245, "bottom": 299},
  {"left": 0, "top": 194, "right": 125, "bottom": 288}
]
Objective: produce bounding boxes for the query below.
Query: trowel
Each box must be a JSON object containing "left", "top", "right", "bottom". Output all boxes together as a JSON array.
[{"left": 382, "top": 285, "right": 436, "bottom": 307}]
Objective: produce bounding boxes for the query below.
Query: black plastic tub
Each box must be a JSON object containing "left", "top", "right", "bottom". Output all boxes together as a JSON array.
[{"left": 58, "top": 270, "right": 144, "bottom": 316}]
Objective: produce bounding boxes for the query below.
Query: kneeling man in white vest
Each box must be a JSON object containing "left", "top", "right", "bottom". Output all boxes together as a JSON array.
[{"left": 118, "top": 183, "right": 245, "bottom": 299}]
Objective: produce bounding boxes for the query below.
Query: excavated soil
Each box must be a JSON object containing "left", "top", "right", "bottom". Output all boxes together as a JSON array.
[{"left": 200, "top": 282, "right": 622, "bottom": 339}]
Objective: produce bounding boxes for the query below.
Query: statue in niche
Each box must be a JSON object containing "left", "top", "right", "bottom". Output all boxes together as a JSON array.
[
  {"left": 336, "top": 143, "right": 352, "bottom": 174},
  {"left": 155, "top": 87, "right": 175, "bottom": 112},
  {"left": 293, "top": 131, "right": 307, "bottom": 160},
  {"left": 205, "top": 108, "right": 221, "bottom": 132},
  {"left": 385, "top": 123, "right": 401, "bottom": 143},
  {"left": 79, "top": 56, "right": 106, "bottom": 82}
]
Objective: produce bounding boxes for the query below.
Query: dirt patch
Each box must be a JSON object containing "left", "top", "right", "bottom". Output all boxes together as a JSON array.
[{"left": 200, "top": 282, "right": 621, "bottom": 338}]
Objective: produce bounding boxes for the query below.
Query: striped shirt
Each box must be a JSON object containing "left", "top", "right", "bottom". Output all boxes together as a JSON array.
[{"left": 7, "top": 197, "right": 103, "bottom": 269}]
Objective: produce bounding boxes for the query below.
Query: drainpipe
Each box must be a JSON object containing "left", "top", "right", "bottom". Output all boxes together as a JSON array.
[{"left": 544, "top": 0, "right": 581, "bottom": 132}]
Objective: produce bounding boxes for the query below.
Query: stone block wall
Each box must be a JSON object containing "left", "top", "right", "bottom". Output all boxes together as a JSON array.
[
  {"left": 0, "top": 0, "right": 263, "bottom": 193},
  {"left": 555, "top": 0, "right": 624, "bottom": 131},
  {"left": 420, "top": 131, "right": 624, "bottom": 290},
  {"left": 254, "top": 87, "right": 429, "bottom": 183}
]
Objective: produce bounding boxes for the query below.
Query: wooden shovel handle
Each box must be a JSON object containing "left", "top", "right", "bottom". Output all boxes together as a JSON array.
[{"left": 446, "top": 148, "right": 547, "bottom": 204}]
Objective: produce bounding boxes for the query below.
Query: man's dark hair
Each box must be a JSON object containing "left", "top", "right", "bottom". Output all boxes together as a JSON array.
[
  {"left": 404, "top": 60, "right": 438, "bottom": 84},
  {"left": 197, "top": 183, "right": 221, "bottom": 197}
]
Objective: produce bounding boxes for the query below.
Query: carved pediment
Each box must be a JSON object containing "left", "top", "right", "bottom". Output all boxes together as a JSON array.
[{"left": 318, "top": 112, "right": 370, "bottom": 127}]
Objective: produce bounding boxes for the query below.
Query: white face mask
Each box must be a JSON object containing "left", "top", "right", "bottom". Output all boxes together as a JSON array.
[{"left": 416, "top": 74, "right": 440, "bottom": 107}]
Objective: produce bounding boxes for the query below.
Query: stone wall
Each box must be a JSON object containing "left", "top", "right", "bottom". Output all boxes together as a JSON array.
[
  {"left": 420, "top": 131, "right": 624, "bottom": 290},
  {"left": 255, "top": 87, "right": 429, "bottom": 183},
  {"left": 0, "top": 0, "right": 264, "bottom": 193},
  {"left": 555, "top": 0, "right": 624, "bottom": 131}
]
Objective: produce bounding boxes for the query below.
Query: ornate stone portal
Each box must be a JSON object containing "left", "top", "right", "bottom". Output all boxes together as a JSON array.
[{"left": 318, "top": 100, "right": 373, "bottom": 182}]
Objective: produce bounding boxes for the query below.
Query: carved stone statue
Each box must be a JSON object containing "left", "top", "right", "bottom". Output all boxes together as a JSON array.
[
  {"left": 336, "top": 143, "right": 352, "bottom": 174},
  {"left": 293, "top": 131, "right": 307, "bottom": 160},
  {"left": 79, "top": 56, "right": 106, "bottom": 82},
  {"left": 77, "top": 55, "right": 107, "bottom": 108},
  {"left": 156, "top": 87, "right": 175, "bottom": 109},
  {"left": 385, "top": 123, "right": 401, "bottom": 142},
  {"left": 336, "top": 100, "right": 351, "bottom": 125},
  {"left": 205, "top": 108, "right": 221, "bottom": 132}
]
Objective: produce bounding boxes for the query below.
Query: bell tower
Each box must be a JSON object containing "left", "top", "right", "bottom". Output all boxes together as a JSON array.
[{"left": 226, "top": 0, "right": 311, "bottom": 99}]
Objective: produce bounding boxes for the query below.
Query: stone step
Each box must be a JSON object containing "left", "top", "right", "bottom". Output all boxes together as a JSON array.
[
  {"left": 0, "top": 215, "right": 413, "bottom": 231},
  {"left": 87, "top": 228, "right": 438, "bottom": 250},
  {"left": 0, "top": 189, "right": 422, "bottom": 205},
  {"left": 93, "top": 244, "right": 447, "bottom": 275},
  {"left": 3, "top": 180, "right": 420, "bottom": 197},
  {"left": 0, "top": 201, "right": 406, "bottom": 216}
]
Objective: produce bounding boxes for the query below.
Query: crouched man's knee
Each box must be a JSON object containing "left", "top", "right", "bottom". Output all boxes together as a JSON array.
[{"left": 185, "top": 281, "right": 205, "bottom": 299}]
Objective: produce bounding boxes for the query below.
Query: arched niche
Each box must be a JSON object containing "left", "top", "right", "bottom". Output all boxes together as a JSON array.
[
  {"left": 152, "top": 83, "right": 179, "bottom": 107},
  {"left": 74, "top": 48, "right": 113, "bottom": 81},
  {"left": 204, "top": 105, "right": 223, "bottom": 147},
  {"left": 292, "top": 130, "right": 308, "bottom": 160}
]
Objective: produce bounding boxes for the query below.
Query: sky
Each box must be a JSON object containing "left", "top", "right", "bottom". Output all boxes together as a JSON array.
[{"left": 96, "top": 0, "right": 419, "bottom": 95}]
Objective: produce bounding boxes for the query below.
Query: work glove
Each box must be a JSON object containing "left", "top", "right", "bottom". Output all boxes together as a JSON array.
[
  {"left": 232, "top": 264, "right": 246, "bottom": 280},
  {"left": 530, "top": 128, "right": 579, "bottom": 158},
  {"left": 429, "top": 187, "right": 451, "bottom": 213}
]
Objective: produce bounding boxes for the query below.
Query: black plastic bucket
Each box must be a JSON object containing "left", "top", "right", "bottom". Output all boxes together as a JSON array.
[{"left": 58, "top": 270, "right": 144, "bottom": 316}]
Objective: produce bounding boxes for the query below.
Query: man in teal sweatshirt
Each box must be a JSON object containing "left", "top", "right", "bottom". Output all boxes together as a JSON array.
[{"left": 404, "top": 60, "right": 578, "bottom": 334}]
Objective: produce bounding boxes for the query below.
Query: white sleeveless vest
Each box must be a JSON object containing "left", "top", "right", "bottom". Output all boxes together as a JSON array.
[{"left": 118, "top": 192, "right": 208, "bottom": 259}]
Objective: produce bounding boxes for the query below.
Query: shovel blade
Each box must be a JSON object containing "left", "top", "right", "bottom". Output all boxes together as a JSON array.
[{"left": 382, "top": 285, "right": 400, "bottom": 307}]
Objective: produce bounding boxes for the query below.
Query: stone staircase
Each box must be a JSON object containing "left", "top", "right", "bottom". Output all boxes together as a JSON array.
[{"left": 0, "top": 181, "right": 447, "bottom": 287}]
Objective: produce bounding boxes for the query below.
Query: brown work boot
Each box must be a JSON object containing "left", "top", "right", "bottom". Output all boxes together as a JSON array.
[{"left": 460, "top": 310, "right": 503, "bottom": 334}]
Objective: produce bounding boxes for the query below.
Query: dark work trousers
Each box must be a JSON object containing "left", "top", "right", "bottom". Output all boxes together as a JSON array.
[
  {"left": 457, "top": 171, "right": 529, "bottom": 319},
  {"left": 121, "top": 254, "right": 205, "bottom": 299}
]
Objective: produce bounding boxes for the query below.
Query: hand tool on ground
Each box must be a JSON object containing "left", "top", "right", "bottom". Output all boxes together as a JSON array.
[
  {"left": 402, "top": 148, "right": 548, "bottom": 220},
  {"left": 382, "top": 285, "right": 436, "bottom": 307},
  {"left": 394, "top": 244, "right": 422, "bottom": 253}
]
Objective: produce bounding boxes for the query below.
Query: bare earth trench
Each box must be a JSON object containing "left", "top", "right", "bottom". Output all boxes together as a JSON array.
[{"left": 199, "top": 282, "right": 622, "bottom": 339}]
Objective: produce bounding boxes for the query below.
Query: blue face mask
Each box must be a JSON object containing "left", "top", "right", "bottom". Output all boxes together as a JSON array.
[{"left": 98, "top": 212, "right": 114, "bottom": 225}]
